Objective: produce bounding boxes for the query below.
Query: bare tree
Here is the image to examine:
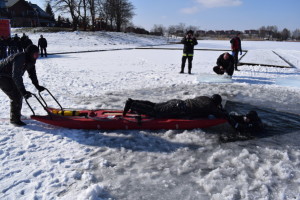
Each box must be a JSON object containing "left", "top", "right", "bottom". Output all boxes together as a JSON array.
[
  {"left": 151, "top": 24, "right": 165, "bottom": 36},
  {"left": 114, "top": 0, "right": 135, "bottom": 32},
  {"left": 88, "top": 0, "right": 96, "bottom": 31},
  {"left": 281, "top": 28, "right": 291, "bottom": 40},
  {"left": 50, "top": 0, "right": 82, "bottom": 30},
  {"left": 292, "top": 29, "right": 300, "bottom": 40}
]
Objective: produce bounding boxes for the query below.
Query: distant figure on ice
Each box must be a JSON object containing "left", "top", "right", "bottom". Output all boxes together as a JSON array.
[
  {"left": 0, "top": 45, "right": 45, "bottom": 126},
  {"left": 180, "top": 30, "right": 198, "bottom": 74},
  {"left": 213, "top": 52, "right": 235, "bottom": 76},
  {"left": 221, "top": 110, "right": 264, "bottom": 142},
  {"left": 123, "top": 94, "right": 226, "bottom": 119},
  {"left": 230, "top": 32, "right": 242, "bottom": 71},
  {"left": 38, "top": 35, "right": 48, "bottom": 57}
]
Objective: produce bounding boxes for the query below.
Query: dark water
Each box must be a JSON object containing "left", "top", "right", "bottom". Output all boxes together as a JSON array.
[{"left": 225, "top": 101, "right": 300, "bottom": 138}]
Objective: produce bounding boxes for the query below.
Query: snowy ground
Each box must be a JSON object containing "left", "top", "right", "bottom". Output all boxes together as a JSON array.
[{"left": 1, "top": 31, "right": 300, "bottom": 200}]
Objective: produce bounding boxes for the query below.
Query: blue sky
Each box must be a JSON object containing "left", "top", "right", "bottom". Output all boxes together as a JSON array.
[{"left": 32, "top": 0, "right": 300, "bottom": 31}]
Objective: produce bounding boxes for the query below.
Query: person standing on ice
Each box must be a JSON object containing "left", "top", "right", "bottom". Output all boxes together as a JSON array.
[
  {"left": 123, "top": 94, "right": 226, "bottom": 119},
  {"left": 38, "top": 35, "right": 48, "bottom": 57},
  {"left": 0, "top": 45, "right": 45, "bottom": 126},
  {"left": 213, "top": 52, "right": 235, "bottom": 76},
  {"left": 180, "top": 30, "right": 198, "bottom": 74},
  {"left": 230, "top": 32, "right": 242, "bottom": 71}
]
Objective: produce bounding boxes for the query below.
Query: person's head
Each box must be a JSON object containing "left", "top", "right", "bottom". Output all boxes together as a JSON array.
[
  {"left": 14, "top": 34, "right": 18, "bottom": 37},
  {"left": 187, "top": 30, "right": 194, "bottom": 37},
  {"left": 23, "top": 33, "right": 26, "bottom": 36},
  {"left": 223, "top": 52, "right": 230, "bottom": 60},
  {"left": 25, "top": 45, "right": 39, "bottom": 61},
  {"left": 211, "top": 94, "right": 222, "bottom": 107},
  {"left": 236, "top": 32, "right": 241, "bottom": 37},
  {"left": 245, "top": 110, "right": 260, "bottom": 122},
  {"left": 40, "top": 35, "right": 43, "bottom": 38}
]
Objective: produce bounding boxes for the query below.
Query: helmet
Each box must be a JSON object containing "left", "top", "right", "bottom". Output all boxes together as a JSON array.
[
  {"left": 246, "top": 110, "right": 259, "bottom": 121},
  {"left": 211, "top": 94, "right": 222, "bottom": 106},
  {"left": 25, "top": 45, "right": 39, "bottom": 55},
  {"left": 187, "top": 30, "right": 194, "bottom": 35}
]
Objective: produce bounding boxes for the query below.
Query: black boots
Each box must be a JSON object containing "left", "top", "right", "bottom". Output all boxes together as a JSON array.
[
  {"left": 123, "top": 98, "right": 133, "bottom": 116},
  {"left": 10, "top": 120, "right": 26, "bottom": 126}
]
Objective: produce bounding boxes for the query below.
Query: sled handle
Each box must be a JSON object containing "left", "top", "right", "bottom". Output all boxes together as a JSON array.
[
  {"left": 39, "top": 88, "right": 63, "bottom": 111},
  {"left": 25, "top": 93, "right": 49, "bottom": 116}
]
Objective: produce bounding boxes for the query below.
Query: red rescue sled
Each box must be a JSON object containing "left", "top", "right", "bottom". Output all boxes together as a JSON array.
[{"left": 26, "top": 89, "right": 227, "bottom": 130}]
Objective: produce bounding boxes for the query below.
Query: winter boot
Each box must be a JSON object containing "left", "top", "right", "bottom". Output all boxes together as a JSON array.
[
  {"left": 10, "top": 120, "right": 27, "bottom": 126},
  {"left": 123, "top": 98, "right": 133, "bottom": 116}
]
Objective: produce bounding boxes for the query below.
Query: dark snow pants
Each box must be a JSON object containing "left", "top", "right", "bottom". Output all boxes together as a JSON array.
[
  {"left": 0, "top": 77, "right": 23, "bottom": 121},
  {"left": 232, "top": 50, "right": 239, "bottom": 69},
  {"left": 213, "top": 65, "right": 234, "bottom": 76},
  {"left": 181, "top": 56, "right": 193, "bottom": 73},
  {"left": 40, "top": 47, "right": 47, "bottom": 57},
  {"left": 130, "top": 99, "right": 187, "bottom": 118}
]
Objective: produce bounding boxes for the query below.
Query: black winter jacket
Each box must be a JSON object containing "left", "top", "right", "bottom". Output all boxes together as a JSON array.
[
  {"left": 216, "top": 53, "right": 234, "bottom": 70},
  {"left": 181, "top": 37, "right": 198, "bottom": 55},
  {"left": 0, "top": 52, "right": 39, "bottom": 94},
  {"left": 38, "top": 38, "right": 47, "bottom": 48},
  {"left": 184, "top": 96, "right": 226, "bottom": 118}
]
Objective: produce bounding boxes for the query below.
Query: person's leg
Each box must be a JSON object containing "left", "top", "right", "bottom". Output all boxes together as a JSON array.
[
  {"left": 233, "top": 50, "right": 239, "bottom": 70},
  {"left": 155, "top": 100, "right": 186, "bottom": 118},
  {"left": 130, "top": 101, "right": 156, "bottom": 117},
  {"left": 0, "top": 77, "right": 24, "bottom": 125},
  {"left": 123, "top": 99, "right": 156, "bottom": 116},
  {"left": 44, "top": 48, "right": 47, "bottom": 57},
  {"left": 40, "top": 47, "right": 44, "bottom": 57},
  {"left": 226, "top": 66, "right": 234, "bottom": 76},
  {"left": 213, "top": 66, "right": 225, "bottom": 75},
  {"left": 180, "top": 56, "right": 187, "bottom": 73},
  {"left": 188, "top": 56, "right": 193, "bottom": 74}
]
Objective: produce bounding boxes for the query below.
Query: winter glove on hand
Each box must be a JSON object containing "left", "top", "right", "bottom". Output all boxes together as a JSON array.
[
  {"left": 23, "top": 91, "right": 32, "bottom": 99},
  {"left": 36, "top": 85, "right": 45, "bottom": 92}
]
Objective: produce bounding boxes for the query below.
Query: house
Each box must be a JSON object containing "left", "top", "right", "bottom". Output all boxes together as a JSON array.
[{"left": 2, "top": 0, "right": 55, "bottom": 27}]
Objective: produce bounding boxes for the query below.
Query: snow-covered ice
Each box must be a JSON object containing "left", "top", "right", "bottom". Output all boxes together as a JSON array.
[{"left": 1, "top": 31, "right": 300, "bottom": 200}]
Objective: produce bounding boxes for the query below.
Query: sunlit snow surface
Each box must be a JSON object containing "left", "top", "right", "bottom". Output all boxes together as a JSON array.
[{"left": 1, "top": 31, "right": 300, "bottom": 200}]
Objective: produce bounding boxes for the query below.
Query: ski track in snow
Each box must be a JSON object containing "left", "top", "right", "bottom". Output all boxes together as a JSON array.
[{"left": 1, "top": 31, "right": 300, "bottom": 200}]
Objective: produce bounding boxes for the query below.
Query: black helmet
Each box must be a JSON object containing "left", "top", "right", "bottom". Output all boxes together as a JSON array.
[
  {"left": 187, "top": 30, "right": 194, "bottom": 35},
  {"left": 246, "top": 110, "right": 259, "bottom": 121},
  {"left": 211, "top": 94, "right": 222, "bottom": 106},
  {"left": 25, "top": 45, "right": 39, "bottom": 55}
]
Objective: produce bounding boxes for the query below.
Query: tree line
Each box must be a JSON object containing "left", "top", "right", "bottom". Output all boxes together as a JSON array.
[
  {"left": 48, "top": 0, "right": 135, "bottom": 31},
  {"left": 150, "top": 24, "right": 300, "bottom": 41}
]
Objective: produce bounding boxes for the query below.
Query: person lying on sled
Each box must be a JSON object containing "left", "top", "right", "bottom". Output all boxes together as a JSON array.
[
  {"left": 123, "top": 94, "right": 227, "bottom": 119},
  {"left": 226, "top": 110, "right": 264, "bottom": 139},
  {"left": 213, "top": 52, "right": 235, "bottom": 76}
]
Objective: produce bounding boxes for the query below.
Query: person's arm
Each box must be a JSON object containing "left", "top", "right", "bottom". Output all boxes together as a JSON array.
[
  {"left": 181, "top": 37, "right": 187, "bottom": 44},
  {"left": 238, "top": 37, "right": 242, "bottom": 52},
  {"left": 216, "top": 54, "right": 223, "bottom": 66},
  {"left": 193, "top": 38, "right": 198, "bottom": 46},
  {"left": 27, "top": 64, "right": 39, "bottom": 87},
  {"left": 45, "top": 39, "right": 47, "bottom": 48},
  {"left": 38, "top": 39, "right": 40, "bottom": 48},
  {"left": 12, "top": 56, "right": 27, "bottom": 95}
]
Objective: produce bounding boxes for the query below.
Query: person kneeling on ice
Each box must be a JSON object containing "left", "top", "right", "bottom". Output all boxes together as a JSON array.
[
  {"left": 0, "top": 45, "right": 45, "bottom": 126},
  {"left": 213, "top": 52, "right": 235, "bottom": 76},
  {"left": 123, "top": 94, "right": 227, "bottom": 119},
  {"left": 223, "top": 110, "right": 264, "bottom": 141}
]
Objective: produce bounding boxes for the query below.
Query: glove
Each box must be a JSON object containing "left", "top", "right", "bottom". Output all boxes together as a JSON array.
[
  {"left": 36, "top": 85, "right": 45, "bottom": 92},
  {"left": 23, "top": 91, "right": 32, "bottom": 99}
]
